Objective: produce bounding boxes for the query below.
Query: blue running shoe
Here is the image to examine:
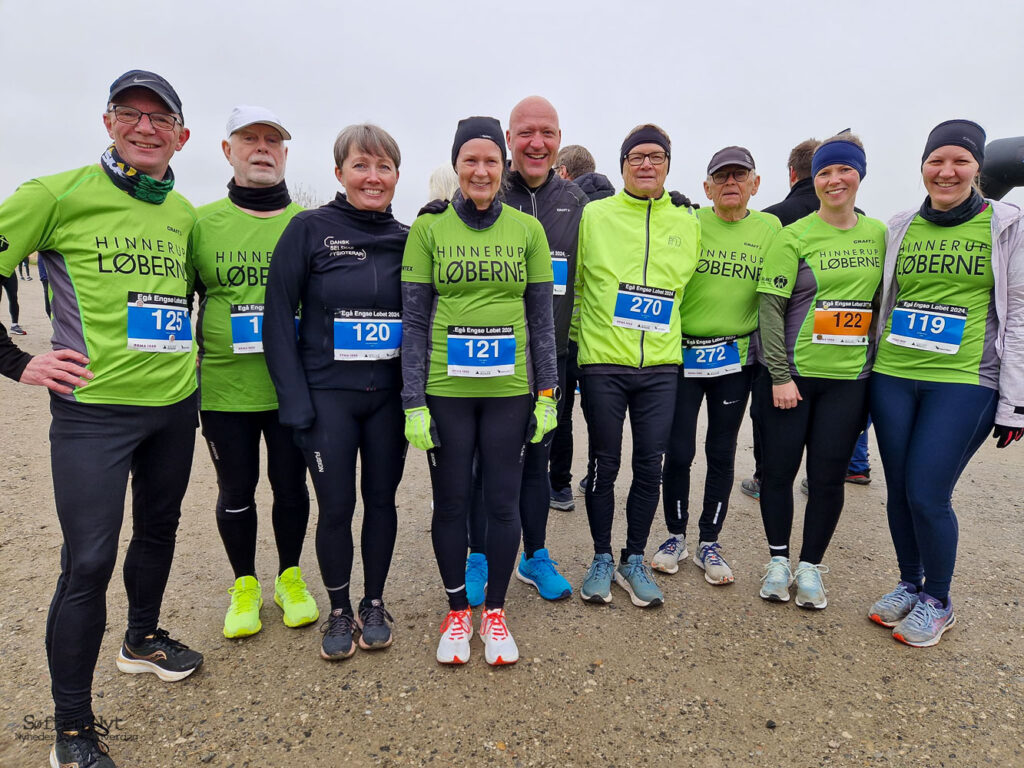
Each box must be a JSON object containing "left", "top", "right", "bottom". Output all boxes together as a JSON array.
[
  {"left": 516, "top": 548, "right": 572, "bottom": 600},
  {"left": 869, "top": 582, "right": 920, "bottom": 628},
  {"left": 580, "top": 553, "right": 614, "bottom": 604},
  {"left": 614, "top": 554, "right": 664, "bottom": 608},
  {"left": 893, "top": 594, "right": 955, "bottom": 647},
  {"left": 465, "top": 553, "right": 487, "bottom": 607}
]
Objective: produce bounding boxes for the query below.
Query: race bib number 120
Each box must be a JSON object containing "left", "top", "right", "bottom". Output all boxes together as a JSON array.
[
  {"left": 333, "top": 309, "right": 402, "bottom": 361},
  {"left": 126, "top": 292, "right": 192, "bottom": 352}
]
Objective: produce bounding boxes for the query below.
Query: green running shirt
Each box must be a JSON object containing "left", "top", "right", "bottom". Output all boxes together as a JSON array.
[
  {"left": 757, "top": 212, "right": 885, "bottom": 380},
  {"left": 682, "top": 207, "right": 781, "bottom": 364},
  {"left": 0, "top": 165, "right": 197, "bottom": 405},
  {"left": 402, "top": 204, "right": 552, "bottom": 398},
  {"left": 874, "top": 208, "right": 997, "bottom": 387},
  {"left": 189, "top": 198, "right": 303, "bottom": 411}
]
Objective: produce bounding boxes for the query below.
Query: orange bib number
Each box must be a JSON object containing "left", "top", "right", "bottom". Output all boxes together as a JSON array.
[{"left": 812, "top": 300, "right": 871, "bottom": 346}]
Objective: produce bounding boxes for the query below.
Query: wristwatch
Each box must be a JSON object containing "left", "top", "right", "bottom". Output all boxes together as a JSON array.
[{"left": 538, "top": 386, "right": 562, "bottom": 402}]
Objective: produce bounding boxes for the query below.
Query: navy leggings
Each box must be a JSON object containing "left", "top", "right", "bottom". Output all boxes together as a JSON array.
[{"left": 869, "top": 373, "right": 997, "bottom": 602}]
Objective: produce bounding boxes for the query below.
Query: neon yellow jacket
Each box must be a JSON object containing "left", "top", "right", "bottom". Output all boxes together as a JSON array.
[{"left": 572, "top": 190, "right": 700, "bottom": 368}]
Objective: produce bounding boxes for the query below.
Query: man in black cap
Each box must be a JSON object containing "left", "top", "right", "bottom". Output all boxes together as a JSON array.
[{"left": 0, "top": 69, "right": 200, "bottom": 768}]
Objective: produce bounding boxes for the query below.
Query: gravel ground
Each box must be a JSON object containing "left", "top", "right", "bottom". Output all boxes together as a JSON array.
[{"left": 2, "top": 294, "right": 1022, "bottom": 767}]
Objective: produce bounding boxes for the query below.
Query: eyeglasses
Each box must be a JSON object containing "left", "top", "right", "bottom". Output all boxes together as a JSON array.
[
  {"left": 626, "top": 151, "right": 668, "bottom": 166},
  {"left": 710, "top": 168, "right": 751, "bottom": 184},
  {"left": 109, "top": 105, "right": 181, "bottom": 131}
]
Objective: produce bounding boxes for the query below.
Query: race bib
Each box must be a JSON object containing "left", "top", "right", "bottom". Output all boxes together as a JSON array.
[
  {"left": 447, "top": 325, "right": 516, "bottom": 377},
  {"left": 683, "top": 336, "right": 741, "bottom": 378},
  {"left": 886, "top": 300, "right": 966, "bottom": 355},
  {"left": 552, "top": 254, "right": 568, "bottom": 297},
  {"left": 230, "top": 303, "right": 264, "bottom": 354},
  {"left": 333, "top": 309, "right": 402, "bottom": 361},
  {"left": 612, "top": 283, "right": 675, "bottom": 333},
  {"left": 126, "top": 292, "right": 192, "bottom": 352},
  {"left": 812, "top": 300, "right": 872, "bottom": 345}
]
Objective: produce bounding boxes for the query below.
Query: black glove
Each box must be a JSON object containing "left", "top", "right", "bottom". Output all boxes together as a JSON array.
[
  {"left": 669, "top": 190, "right": 699, "bottom": 210},
  {"left": 992, "top": 424, "right": 1024, "bottom": 448},
  {"left": 418, "top": 198, "right": 449, "bottom": 216},
  {"left": 292, "top": 425, "right": 314, "bottom": 450}
]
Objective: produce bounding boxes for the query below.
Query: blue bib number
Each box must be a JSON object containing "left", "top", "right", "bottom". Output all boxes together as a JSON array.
[
  {"left": 126, "top": 292, "right": 192, "bottom": 353},
  {"left": 447, "top": 325, "right": 516, "bottom": 377},
  {"left": 683, "top": 337, "right": 741, "bottom": 378},
  {"left": 887, "top": 301, "right": 966, "bottom": 355},
  {"left": 333, "top": 309, "right": 402, "bottom": 361},
  {"left": 552, "top": 255, "right": 568, "bottom": 297},
  {"left": 230, "top": 303, "right": 264, "bottom": 354},
  {"left": 612, "top": 283, "right": 674, "bottom": 333}
]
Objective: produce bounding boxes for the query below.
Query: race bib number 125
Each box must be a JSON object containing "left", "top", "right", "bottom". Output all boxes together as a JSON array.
[{"left": 126, "top": 292, "right": 192, "bottom": 352}]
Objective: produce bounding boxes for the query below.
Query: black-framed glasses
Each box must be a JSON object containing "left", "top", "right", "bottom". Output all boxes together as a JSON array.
[
  {"left": 109, "top": 105, "right": 181, "bottom": 131},
  {"left": 710, "top": 168, "right": 750, "bottom": 184},
  {"left": 626, "top": 151, "right": 668, "bottom": 166}
]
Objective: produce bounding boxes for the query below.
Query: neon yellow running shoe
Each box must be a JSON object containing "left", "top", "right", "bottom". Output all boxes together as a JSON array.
[
  {"left": 224, "top": 575, "right": 263, "bottom": 639},
  {"left": 274, "top": 566, "right": 319, "bottom": 628}
]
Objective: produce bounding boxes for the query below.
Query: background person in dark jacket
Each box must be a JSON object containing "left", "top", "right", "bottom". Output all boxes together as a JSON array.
[{"left": 557, "top": 144, "right": 615, "bottom": 201}]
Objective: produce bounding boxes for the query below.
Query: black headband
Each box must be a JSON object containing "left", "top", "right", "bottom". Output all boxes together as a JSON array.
[
  {"left": 922, "top": 119, "right": 986, "bottom": 166},
  {"left": 620, "top": 127, "right": 670, "bottom": 168}
]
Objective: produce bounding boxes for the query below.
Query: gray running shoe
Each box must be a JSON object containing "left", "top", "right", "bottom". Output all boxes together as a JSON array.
[
  {"left": 693, "top": 541, "right": 735, "bottom": 585},
  {"left": 759, "top": 556, "right": 792, "bottom": 602},
  {"left": 740, "top": 477, "right": 760, "bottom": 499},
  {"left": 869, "top": 582, "right": 920, "bottom": 628},
  {"left": 892, "top": 594, "right": 955, "bottom": 647},
  {"left": 580, "top": 553, "right": 614, "bottom": 604},
  {"left": 613, "top": 554, "right": 664, "bottom": 608},
  {"left": 651, "top": 536, "right": 688, "bottom": 574}
]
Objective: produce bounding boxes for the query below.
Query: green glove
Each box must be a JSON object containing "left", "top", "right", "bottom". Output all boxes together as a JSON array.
[
  {"left": 404, "top": 406, "right": 439, "bottom": 451},
  {"left": 529, "top": 395, "right": 559, "bottom": 444}
]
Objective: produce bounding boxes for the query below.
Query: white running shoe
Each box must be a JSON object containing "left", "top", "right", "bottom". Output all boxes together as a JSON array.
[
  {"left": 759, "top": 556, "right": 793, "bottom": 602},
  {"left": 480, "top": 608, "right": 519, "bottom": 666},
  {"left": 693, "top": 542, "right": 735, "bottom": 585},
  {"left": 436, "top": 608, "right": 473, "bottom": 664},
  {"left": 651, "top": 536, "right": 688, "bottom": 574},
  {"left": 794, "top": 561, "right": 829, "bottom": 610}
]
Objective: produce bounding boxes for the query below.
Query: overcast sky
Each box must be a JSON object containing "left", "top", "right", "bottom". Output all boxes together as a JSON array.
[{"left": 2, "top": 0, "right": 1022, "bottom": 223}]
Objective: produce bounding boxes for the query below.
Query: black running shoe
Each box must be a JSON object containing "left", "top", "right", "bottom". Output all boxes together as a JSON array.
[
  {"left": 320, "top": 609, "right": 356, "bottom": 660},
  {"left": 51, "top": 721, "right": 116, "bottom": 768},
  {"left": 357, "top": 599, "right": 394, "bottom": 650},
  {"left": 116, "top": 628, "right": 203, "bottom": 682}
]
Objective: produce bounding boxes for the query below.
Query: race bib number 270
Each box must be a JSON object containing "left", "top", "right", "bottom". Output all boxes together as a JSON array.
[{"left": 126, "top": 292, "right": 192, "bottom": 352}]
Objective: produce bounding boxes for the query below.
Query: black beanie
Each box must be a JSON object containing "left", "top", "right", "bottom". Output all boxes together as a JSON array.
[
  {"left": 922, "top": 119, "right": 986, "bottom": 166},
  {"left": 451, "top": 116, "right": 506, "bottom": 168}
]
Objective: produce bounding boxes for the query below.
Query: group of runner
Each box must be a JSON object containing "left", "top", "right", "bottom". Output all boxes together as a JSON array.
[{"left": 1, "top": 70, "right": 1022, "bottom": 768}]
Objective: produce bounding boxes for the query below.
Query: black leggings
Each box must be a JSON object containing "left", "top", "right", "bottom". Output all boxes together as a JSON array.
[
  {"left": 200, "top": 409, "right": 309, "bottom": 579},
  {"left": 582, "top": 371, "right": 676, "bottom": 559},
  {"left": 1, "top": 274, "right": 20, "bottom": 324},
  {"left": 757, "top": 370, "right": 867, "bottom": 563},
  {"left": 301, "top": 388, "right": 405, "bottom": 612},
  {"left": 427, "top": 394, "right": 532, "bottom": 611},
  {"left": 46, "top": 393, "right": 197, "bottom": 725},
  {"left": 662, "top": 366, "right": 754, "bottom": 542}
]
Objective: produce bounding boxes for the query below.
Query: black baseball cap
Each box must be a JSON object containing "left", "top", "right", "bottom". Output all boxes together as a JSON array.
[
  {"left": 108, "top": 70, "right": 183, "bottom": 119},
  {"left": 707, "top": 146, "right": 755, "bottom": 176}
]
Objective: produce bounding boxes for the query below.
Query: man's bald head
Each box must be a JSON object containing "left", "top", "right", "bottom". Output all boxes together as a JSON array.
[{"left": 507, "top": 95, "right": 562, "bottom": 188}]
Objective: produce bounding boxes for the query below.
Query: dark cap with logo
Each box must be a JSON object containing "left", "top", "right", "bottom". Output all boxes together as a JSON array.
[
  {"left": 707, "top": 146, "right": 755, "bottom": 176},
  {"left": 922, "top": 119, "right": 985, "bottom": 166},
  {"left": 108, "top": 70, "right": 183, "bottom": 119}
]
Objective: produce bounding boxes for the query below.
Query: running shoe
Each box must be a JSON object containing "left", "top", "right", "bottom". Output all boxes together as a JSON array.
[
  {"left": 794, "top": 561, "right": 829, "bottom": 609},
  {"left": 274, "top": 566, "right": 319, "bottom": 627},
  {"left": 50, "top": 721, "right": 115, "bottom": 768},
  {"left": 116, "top": 629, "right": 203, "bottom": 682},
  {"left": 549, "top": 486, "right": 575, "bottom": 511},
  {"left": 9, "top": 323, "right": 26, "bottom": 335},
  {"left": 223, "top": 575, "right": 262, "bottom": 638},
  {"left": 651, "top": 535, "right": 689, "bottom": 574},
  {"left": 480, "top": 608, "right": 519, "bottom": 665},
  {"left": 845, "top": 470, "right": 871, "bottom": 485},
  {"left": 465, "top": 552, "right": 488, "bottom": 607},
  {"left": 578, "top": 475, "right": 589, "bottom": 495},
  {"left": 580, "top": 553, "right": 614, "bottom": 604},
  {"left": 869, "top": 582, "right": 920, "bottom": 628},
  {"left": 892, "top": 594, "right": 956, "bottom": 647},
  {"left": 516, "top": 548, "right": 572, "bottom": 600},
  {"left": 693, "top": 541, "right": 735, "bottom": 585},
  {"left": 356, "top": 598, "right": 394, "bottom": 650},
  {"left": 437, "top": 608, "right": 473, "bottom": 664},
  {"left": 613, "top": 554, "right": 664, "bottom": 608},
  {"left": 759, "top": 556, "right": 793, "bottom": 602},
  {"left": 320, "top": 609, "right": 356, "bottom": 660},
  {"left": 740, "top": 477, "right": 760, "bottom": 499}
]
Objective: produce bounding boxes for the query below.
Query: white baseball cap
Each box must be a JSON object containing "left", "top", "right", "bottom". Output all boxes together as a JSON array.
[{"left": 226, "top": 105, "right": 292, "bottom": 140}]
